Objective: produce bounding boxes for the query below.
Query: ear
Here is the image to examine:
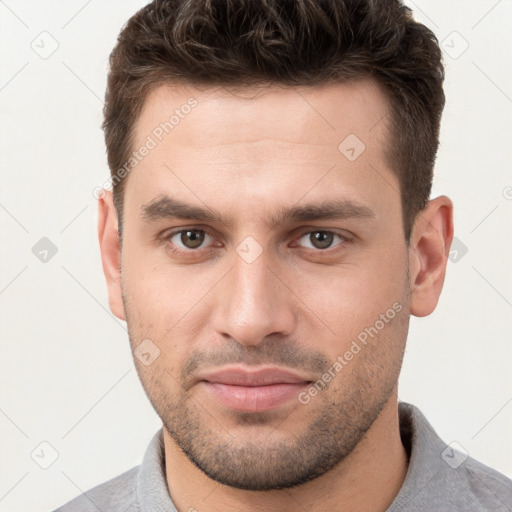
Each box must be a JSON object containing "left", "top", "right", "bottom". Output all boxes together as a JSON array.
[
  {"left": 97, "top": 190, "right": 126, "bottom": 321},
  {"left": 409, "top": 195, "right": 454, "bottom": 317}
]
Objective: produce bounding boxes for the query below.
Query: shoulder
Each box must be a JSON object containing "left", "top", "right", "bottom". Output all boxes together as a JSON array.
[
  {"left": 391, "top": 402, "right": 512, "bottom": 511},
  {"left": 51, "top": 465, "right": 140, "bottom": 512},
  {"left": 459, "top": 455, "right": 512, "bottom": 510}
]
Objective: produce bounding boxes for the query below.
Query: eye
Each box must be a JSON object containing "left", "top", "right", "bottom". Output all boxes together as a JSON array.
[
  {"left": 297, "top": 230, "right": 346, "bottom": 250},
  {"left": 168, "top": 229, "right": 213, "bottom": 250}
]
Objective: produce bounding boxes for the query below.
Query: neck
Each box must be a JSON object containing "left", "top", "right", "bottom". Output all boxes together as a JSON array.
[{"left": 163, "top": 393, "right": 408, "bottom": 512}]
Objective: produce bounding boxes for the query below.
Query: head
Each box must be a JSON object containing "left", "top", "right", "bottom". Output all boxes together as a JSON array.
[{"left": 98, "top": 0, "right": 453, "bottom": 491}]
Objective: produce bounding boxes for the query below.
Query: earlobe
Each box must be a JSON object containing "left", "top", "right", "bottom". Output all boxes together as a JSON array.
[
  {"left": 97, "top": 190, "right": 126, "bottom": 321},
  {"left": 409, "top": 196, "right": 454, "bottom": 317}
]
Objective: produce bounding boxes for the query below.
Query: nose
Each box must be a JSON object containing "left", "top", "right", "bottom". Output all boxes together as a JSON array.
[{"left": 210, "top": 250, "right": 297, "bottom": 347}]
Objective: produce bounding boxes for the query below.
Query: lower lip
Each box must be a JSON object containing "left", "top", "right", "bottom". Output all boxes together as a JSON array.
[{"left": 201, "top": 381, "right": 309, "bottom": 413}]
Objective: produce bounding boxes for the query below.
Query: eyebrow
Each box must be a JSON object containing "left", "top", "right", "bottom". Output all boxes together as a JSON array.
[{"left": 140, "top": 195, "right": 376, "bottom": 228}]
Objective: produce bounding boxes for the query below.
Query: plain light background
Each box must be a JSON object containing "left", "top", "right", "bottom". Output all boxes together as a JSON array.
[{"left": 0, "top": 1, "right": 511, "bottom": 511}]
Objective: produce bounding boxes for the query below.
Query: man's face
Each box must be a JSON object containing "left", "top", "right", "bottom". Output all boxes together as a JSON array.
[{"left": 119, "top": 80, "right": 412, "bottom": 489}]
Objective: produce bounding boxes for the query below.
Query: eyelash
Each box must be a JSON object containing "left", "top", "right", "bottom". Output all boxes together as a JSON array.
[{"left": 162, "top": 227, "right": 352, "bottom": 255}]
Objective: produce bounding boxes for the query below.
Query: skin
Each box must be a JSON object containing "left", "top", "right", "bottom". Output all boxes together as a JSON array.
[{"left": 98, "top": 79, "right": 453, "bottom": 512}]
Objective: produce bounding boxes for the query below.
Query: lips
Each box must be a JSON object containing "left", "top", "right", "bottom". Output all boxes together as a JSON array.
[
  {"left": 199, "top": 367, "right": 312, "bottom": 386},
  {"left": 197, "top": 366, "right": 312, "bottom": 413}
]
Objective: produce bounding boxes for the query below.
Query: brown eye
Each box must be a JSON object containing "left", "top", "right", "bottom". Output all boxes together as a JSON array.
[
  {"left": 310, "top": 231, "right": 334, "bottom": 249},
  {"left": 182, "top": 230, "right": 204, "bottom": 248},
  {"left": 297, "top": 231, "right": 344, "bottom": 250},
  {"left": 169, "top": 229, "right": 210, "bottom": 249}
]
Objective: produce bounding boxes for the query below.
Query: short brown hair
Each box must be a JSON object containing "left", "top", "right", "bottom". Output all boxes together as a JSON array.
[{"left": 103, "top": 0, "right": 445, "bottom": 243}]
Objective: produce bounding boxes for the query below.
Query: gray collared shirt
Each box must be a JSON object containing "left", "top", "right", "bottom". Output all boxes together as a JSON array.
[{"left": 53, "top": 402, "right": 512, "bottom": 511}]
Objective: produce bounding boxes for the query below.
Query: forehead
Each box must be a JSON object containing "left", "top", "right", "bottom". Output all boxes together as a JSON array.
[
  {"left": 125, "top": 79, "right": 399, "bottom": 228},
  {"left": 134, "top": 79, "right": 390, "bottom": 150}
]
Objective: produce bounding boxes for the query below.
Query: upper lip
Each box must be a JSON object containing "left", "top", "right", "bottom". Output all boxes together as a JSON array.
[{"left": 198, "top": 366, "right": 313, "bottom": 386}]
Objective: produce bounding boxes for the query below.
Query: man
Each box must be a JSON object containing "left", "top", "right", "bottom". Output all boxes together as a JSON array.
[{"left": 54, "top": 0, "right": 512, "bottom": 510}]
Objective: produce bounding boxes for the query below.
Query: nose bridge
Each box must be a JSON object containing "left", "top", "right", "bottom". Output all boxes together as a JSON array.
[
  {"left": 233, "top": 251, "right": 272, "bottom": 311},
  {"left": 213, "top": 246, "right": 295, "bottom": 346}
]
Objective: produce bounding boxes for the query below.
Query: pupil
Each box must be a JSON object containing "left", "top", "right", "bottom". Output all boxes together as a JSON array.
[
  {"left": 182, "top": 230, "right": 204, "bottom": 248},
  {"left": 311, "top": 231, "right": 333, "bottom": 249}
]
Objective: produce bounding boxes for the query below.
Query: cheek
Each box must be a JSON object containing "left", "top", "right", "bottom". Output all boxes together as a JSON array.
[
  {"left": 294, "top": 251, "right": 407, "bottom": 352},
  {"left": 122, "top": 256, "right": 218, "bottom": 361},
  {"left": 123, "top": 246, "right": 196, "bottom": 318}
]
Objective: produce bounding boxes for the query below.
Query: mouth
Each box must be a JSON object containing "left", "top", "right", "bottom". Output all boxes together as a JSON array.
[{"left": 197, "top": 366, "right": 313, "bottom": 413}]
